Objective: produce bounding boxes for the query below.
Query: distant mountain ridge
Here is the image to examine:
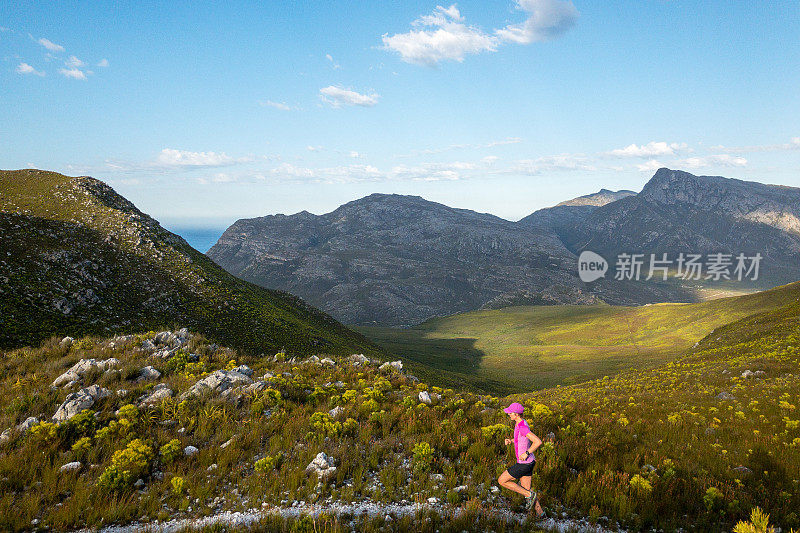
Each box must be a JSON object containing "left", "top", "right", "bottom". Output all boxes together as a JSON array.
[
  {"left": 208, "top": 188, "right": 690, "bottom": 326},
  {"left": 0, "top": 169, "right": 383, "bottom": 356},
  {"left": 563, "top": 168, "right": 800, "bottom": 284}
]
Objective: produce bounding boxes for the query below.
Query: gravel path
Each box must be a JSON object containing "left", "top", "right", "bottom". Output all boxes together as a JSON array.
[{"left": 78, "top": 501, "right": 621, "bottom": 533}]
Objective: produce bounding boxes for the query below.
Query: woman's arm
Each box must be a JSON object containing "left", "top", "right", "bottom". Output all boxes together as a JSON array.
[{"left": 524, "top": 432, "right": 542, "bottom": 455}]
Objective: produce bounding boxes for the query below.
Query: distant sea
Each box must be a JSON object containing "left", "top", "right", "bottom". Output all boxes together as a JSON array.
[{"left": 167, "top": 227, "right": 227, "bottom": 254}]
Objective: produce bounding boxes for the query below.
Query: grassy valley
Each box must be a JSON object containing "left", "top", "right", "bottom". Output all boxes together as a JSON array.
[{"left": 357, "top": 281, "right": 800, "bottom": 394}]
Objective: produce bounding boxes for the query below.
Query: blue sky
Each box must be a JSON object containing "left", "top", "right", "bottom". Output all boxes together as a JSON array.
[{"left": 2, "top": 1, "right": 799, "bottom": 236}]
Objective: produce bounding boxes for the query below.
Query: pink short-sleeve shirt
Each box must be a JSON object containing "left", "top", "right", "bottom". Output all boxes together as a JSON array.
[{"left": 514, "top": 419, "right": 536, "bottom": 463}]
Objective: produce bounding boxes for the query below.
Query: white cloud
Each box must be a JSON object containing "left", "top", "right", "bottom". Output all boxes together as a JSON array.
[
  {"left": 607, "top": 141, "right": 688, "bottom": 158},
  {"left": 307, "top": 145, "right": 324, "bottom": 152},
  {"left": 325, "top": 54, "right": 341, "bottom": 70},
  {"left": 711, "top": 137, "right": 800, "bottom": 153},
  {"left": 679, "top": 154, "right": 747, "bottom": 169},
  {"left": 16, "top": 62, "right": 45, "bottom": 76},
  {"left": 381, "top": 5, "right": 497, "bottom": 66},
  {"left": 58, "top": 67, "right": 87, "bottom": 80},
  {"left": 636, "top": 159, "right": 663, "bottom": 172},
  {"left": 495, "top": 0, "right": 578, "bottom": 44},
  {"left": 37, "top": 37, "right": 64, "bottom": 52},
  {"left": 259, "top": 100, "right": 292, "bottom": 111},
  {"left": 481, "top": 155, "right": 499, "bottom": 164},
  {"left": 510, "top": 153, "right": 595, "bottom": 175},
  {"left": 382, "top": 1, "right": 577, "bottom": 66},
  {"left": 97, "top": 58, "right": 109, "bottom": 67},
  {"left": 271, "top": 163, "right": 317, "bottom": 179},
  {"left": 66, "top": 55, "right": 84, "bottom": 68},
  {"left": 349, "top": 151, "right": 362, "bottom": 158},
  {"left": 319, "top": 85, "right": 379, "bottom": 107},
  {"left": 156, "top": 149, "right": 249, "bottom": 167}
]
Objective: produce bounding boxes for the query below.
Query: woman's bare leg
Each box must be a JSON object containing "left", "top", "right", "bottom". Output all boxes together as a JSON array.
[
  {"left": 520, "top": 475, "right": 532, "bottom": 493},
  {"left": 498, "top": 470, "right": 532, "bottom": 497}
]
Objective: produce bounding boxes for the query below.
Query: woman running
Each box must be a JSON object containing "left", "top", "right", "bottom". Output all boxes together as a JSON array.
[{"left": 497, "top": 402, "right": 544, "bottom": 515}]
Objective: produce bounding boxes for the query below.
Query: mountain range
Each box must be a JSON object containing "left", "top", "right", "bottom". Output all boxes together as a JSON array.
[{"left": 208, "top": 168, "right": 800, "bottom": 327}]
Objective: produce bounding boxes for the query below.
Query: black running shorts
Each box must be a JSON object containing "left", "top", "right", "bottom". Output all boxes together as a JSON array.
[{"left": 507, "top": 460, "right": 535, "bottom": 479}]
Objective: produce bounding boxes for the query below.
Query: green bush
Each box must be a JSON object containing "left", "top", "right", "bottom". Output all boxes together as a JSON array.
[
  {"left": 159, "top": 439, "right": 183, "bottom": 464},
  {"left": 97, "top": 438, "right": 153, "bottom": 491}
]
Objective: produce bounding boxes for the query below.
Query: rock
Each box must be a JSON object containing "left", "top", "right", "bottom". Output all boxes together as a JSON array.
[
  {"left": 329, "top": 406, "right": 344, "bottom": 419},
  {"left": 0, "top": 428, "right": 11, "bottom": 444},
  {"left": 490, "top": 486, "right": 500, "bottom": 494},
  {"left": 262, "top": 372, "right": 274, "bottom": 380},
  {"left": 334, "top": 381, "right": 346, "bottom": 388},
  {"left": 134, "top": 478, "right": 145, "bottom": 488},
  {"left": 207, "top": 464, "right": 218, "bottom": 472},
  {"left": 454, "top": 485, "right": 468, "bottom": 492},
  {"left": 17, "top": 416, "right": 40, "bottom": 432},
  {"left": 52, "top": 358, "right": 121, "bottom": 387},
  {"left": 642, "top": 464, "right": 656, "bottom": 473},
  {"left": 431, "top": 473, "right": 444, "bottom": 481},
  {"left": 546, "top": 431, "right": 556, "bottom": 442},
  {"left": 140, "top": 339, "right": 156, "bottom": 351},
  {"left": 60, "top": 336, "right": 74, "bottom": 348},
  {"left": 116, "top": 389, "right": 128, "bottom": 397},
  {"left": 754, "top": 370, "right": 766, "bottom": 377},
  {"left": 221, "top": 438, "right": 234, "bottom": 449},
  {"left": 704, "top": 427, "right": 716, "bottom": 436},
  {"left": 137, "top": 366, "right": 161, "bottom": 382},
  {"left": 52, "top": 385, "right": 111, "bottom": 422},
  {"left": 306, "top": 355, "right": 321, "bottom": 364},
  {"left": 741, "top": 370, "right": 754, "bottom": 378},
  {"left": 233, "top": 365, "right": 253, "bottom": 377},
  {"left": 320, "top": 358, "right": 335, "bottom": 366},
  {"left": 59, "top": 461, "right": 81, "bottom": 473},
  {"left": 305, "top": 452, "right": 337, "bottom": 479},
  {"left": 244, "top": 381, "right": 267, "bottom": 394},
  {"left": 418, "top": 391, "right": 432, "bottom": 405},
  {"left": 427, "top": 497, "right": 439, "bottom": 504},
  {"left": 733, "top": 466, "right": 752, "bottom": 475},
  {"left": 176, "top": 327, "right": 189, "bottom": 338},
  {"left": 182, "top": 369, "right": 253, "bottom": 399},
  {"left": 349, "top": 354, "right": 369, "bottom": 365},
  {"left": 184, "top": 445, "right": 199, "bottom": 456},
  {"left": 138, "top": 384, "right": 173, "bottom": 406},
  {"left": 379, "top": 360, "right": 403, "bottom": 372},
  {"left": 716, "top": 392, "right": 736, "bottom": 401}
]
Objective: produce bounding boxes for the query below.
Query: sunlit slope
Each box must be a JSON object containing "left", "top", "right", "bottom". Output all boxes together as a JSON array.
[
  {"left": 511, "top": 277, "right": 800, "bottom": 530},
  {"left": 357, "top": 281, "right": 800, "bottom": 393}
]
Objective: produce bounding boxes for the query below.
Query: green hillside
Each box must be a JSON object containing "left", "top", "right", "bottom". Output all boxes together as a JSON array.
[
  {"left": 0, "top": 169, "right": 383, "bottom": 358},
  {"left": 357, "top": 282, "right": 800, "bottom": 393},
  {"left": 510, "top": 276, "right": 800, "bottom": 530}
]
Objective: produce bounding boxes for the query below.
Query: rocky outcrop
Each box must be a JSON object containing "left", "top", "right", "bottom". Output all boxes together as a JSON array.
[
  {"left": 52, "top": 385, "right": 110, "bottom": 422},
  {"left": 306, "top": 452, "right": 336, "bottom": 479},
  {"left": 181, "top": 366, "right": 253, "bottom": 400},
  {"left": 52, "top": 358, "right": 120, "bottom": 388},
  {"left": 138, "top": 384, "right": 173, "bottom": 406}
]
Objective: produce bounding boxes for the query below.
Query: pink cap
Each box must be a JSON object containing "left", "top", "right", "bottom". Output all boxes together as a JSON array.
[{"left": 503, "top": 402, "right": 524, "bottom": 414}]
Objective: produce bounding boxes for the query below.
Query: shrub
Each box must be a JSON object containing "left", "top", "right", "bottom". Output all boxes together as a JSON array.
[
  {"left": 171, "top": 476, "right": 187, "bottom": 495},
  {"left": 481, "top": 424, "right": 507, "bottom": 440},
  {"left": 310, "top": 412, "right": 342, "bottom": 437},
  {"left": 254, "top": 453, "right": 283, "bottom": 473},
  {"left": 97, "top": 438, "right": 153, "bottom": 491},
  {"left": 116, "top": 404, "right": 138, "bottom": 420},
  {"left": 71, "top": 436, "right": 92, "bottom": 455},
  {"left": 704, "top": 486, "right": 724, "bottom": 512},
  {"left": 160, "top": 439, "right": 183, "bottom": 464},
  {"left": 629, "top": 474, "right": 652, "bottom": 496},
  {"left": 29, "top": 421, "right": 58, "bottom": 443},
  {"left": 412, "top": 441, "right": 433, "bottom": 470},
  {"left": 733, "top": 507, "right": 776, "bottom": 533}
]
